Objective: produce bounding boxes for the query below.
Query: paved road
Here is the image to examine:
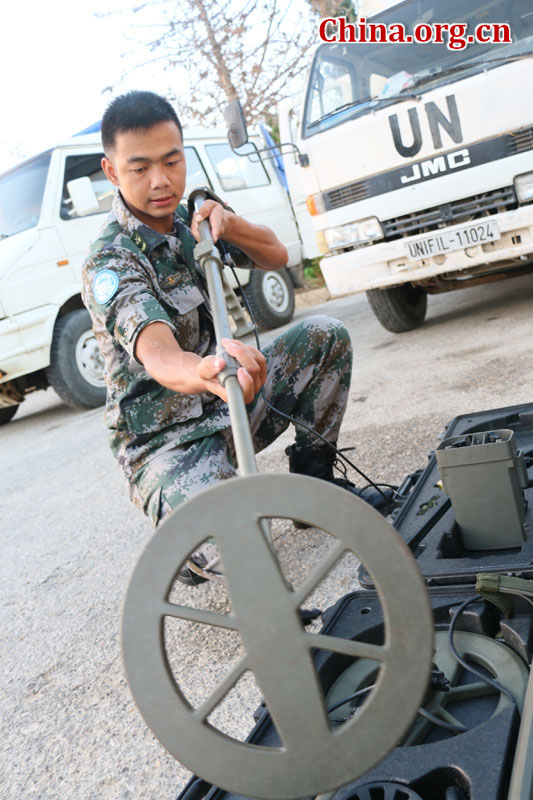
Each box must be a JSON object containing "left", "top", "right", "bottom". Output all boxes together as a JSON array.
[{"left": 2, "top": 277, "right": 532, "bottom": 799}]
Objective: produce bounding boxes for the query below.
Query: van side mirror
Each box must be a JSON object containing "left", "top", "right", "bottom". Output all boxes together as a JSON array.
[
  {"left": 224, "top": 100, "right": 249, "bottom": 149},
  {"left": 66, "top": 177, "right": 100, "bottom": 217}
]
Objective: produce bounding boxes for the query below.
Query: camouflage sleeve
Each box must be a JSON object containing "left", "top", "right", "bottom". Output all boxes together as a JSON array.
[{"left": 82, "top": 246, "right": 175, "bottom": 363}]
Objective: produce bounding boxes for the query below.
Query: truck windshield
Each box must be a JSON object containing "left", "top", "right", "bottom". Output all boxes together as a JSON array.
[
  {"left": 303, "top": 0, "right": 533, "bottom": 136},
  {"left": 0, "top": 152, "right": 52, "bottom": 239}
]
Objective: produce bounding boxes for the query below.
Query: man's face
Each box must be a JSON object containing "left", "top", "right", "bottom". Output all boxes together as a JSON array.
[{"left": 102, "top": 120, "right": 186, "bottom": 234}]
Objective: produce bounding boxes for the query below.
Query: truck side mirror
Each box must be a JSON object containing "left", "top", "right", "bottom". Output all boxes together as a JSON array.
[
  {"left": 224, "top": 99, "right": 249, "bottom": 149},
  {"left": 66, "top": 177, "right": 100, "bottom": 217}
]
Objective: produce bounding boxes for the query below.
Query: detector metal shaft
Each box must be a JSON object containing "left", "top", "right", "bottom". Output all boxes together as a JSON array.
[{"left": 191, "top": 190, "right": 258, "bottom": 478}]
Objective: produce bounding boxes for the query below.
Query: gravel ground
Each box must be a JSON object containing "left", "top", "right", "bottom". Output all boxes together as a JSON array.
[{"left": 2, "top": 276, "right": 533, "bottom": 800}]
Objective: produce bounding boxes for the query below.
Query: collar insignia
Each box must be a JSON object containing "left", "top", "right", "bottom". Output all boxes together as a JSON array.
[{"left": 132, "top": 230, "right": 148, "bottom": 253}]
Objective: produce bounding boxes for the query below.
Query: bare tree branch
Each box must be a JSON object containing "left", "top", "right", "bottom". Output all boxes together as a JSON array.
[{"left": 104, "top": 0, "right": 316, "bottom": 125}]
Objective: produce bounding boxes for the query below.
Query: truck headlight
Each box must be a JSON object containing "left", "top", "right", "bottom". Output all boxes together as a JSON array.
[
  {"left": 514, "top": 172, "right": 533, "bottom": 204},
  {"left": 324, "top": 217, "right": 384, "bottom": 251}
]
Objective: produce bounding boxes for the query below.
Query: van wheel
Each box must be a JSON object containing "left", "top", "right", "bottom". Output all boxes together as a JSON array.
[
  {"left": 46, "top": 310, "right": 106, "bottom": 408},
  {"left": 366, "top": 285, "right": 427, "bottom": 333},
  {"left": 0, "top": 404, "right": 19, "bottom": 425},
  {"left": 243, "top": 267, "right": 295, "bottom": 330}
]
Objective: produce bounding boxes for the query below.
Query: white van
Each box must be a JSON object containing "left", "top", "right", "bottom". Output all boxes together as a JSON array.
[{"left": 0, "top": 128, "right": 302, "bottom": 424}]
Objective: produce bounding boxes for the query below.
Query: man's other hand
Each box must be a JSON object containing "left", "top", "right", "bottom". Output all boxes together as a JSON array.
[
  {"left": 190, "top": 199, "right": 230, "bottom": 244},
  {"left": 197, "top": 338, "right": 267, "bottom": 403},
  {"left": 190, "top": 199, "right": 288, "bottom": 269}
]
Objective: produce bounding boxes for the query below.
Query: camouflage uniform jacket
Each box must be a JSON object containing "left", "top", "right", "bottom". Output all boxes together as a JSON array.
[{"left": 82, "top": 191, "right": 246, "bottom": 480}]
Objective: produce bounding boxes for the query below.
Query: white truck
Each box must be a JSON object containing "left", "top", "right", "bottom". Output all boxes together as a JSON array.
[
  {"left": 0, "top": 128, "right": 303, "bottom": 424},
  {"left": 278, "top": 0, "right": 533, "bottom": 332}
]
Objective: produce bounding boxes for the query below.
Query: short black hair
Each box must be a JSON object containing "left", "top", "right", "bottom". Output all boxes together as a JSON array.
[{"left": 101, "top": 91, "right": 183, "bottom": 155}]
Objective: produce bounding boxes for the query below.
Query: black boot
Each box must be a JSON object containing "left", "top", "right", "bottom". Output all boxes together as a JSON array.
[{"left": 285, "top": 443, "right": 393, "bottom": 527}]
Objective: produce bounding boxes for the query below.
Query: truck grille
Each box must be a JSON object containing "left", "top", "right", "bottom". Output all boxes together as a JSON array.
[
  {"left": 510, "top": 126, "right": 533, "bottom": 154},
  {"left": 381, "top": 186, "right": 517, "bottom": 240},
  {"left": 323, "top": 126, "right": 532, "bottom": 213},
  {"left": 326, "top": 180, "right": 367, "bottom": 208}
]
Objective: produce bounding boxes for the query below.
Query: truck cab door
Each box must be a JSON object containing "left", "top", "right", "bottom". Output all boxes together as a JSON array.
[{"left": 278, "top": 98, "right": 320, "bottom": 260}]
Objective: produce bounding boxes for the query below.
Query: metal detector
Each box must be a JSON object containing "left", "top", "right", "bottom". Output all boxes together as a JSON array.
[{"left": 121, "top": 189, "right": 434, "bottom": 800}]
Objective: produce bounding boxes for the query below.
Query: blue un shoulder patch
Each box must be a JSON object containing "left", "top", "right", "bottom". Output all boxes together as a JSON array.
[{"left": 93, "top": 269, "right": 119, "bottom": 304}]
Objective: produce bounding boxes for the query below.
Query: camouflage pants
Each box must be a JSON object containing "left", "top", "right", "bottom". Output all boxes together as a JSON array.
[{"left": 132, "top": 315, "right": 352, "bottom": 525}]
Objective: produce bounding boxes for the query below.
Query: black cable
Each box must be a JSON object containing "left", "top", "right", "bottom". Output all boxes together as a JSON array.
[
  {"left": 448, "top": 596, "right": 516, "bottom": 706},
  {"left": 327, "top": 684, "right": 375, "bottom": 714},
  {"left": 230, "top": 265, "right": 392, "bottom": 503},
  {"left": 359, "top": 482, "right": 399, "bottom": 494},
  {"left": 327, "top": 684, "right": 465, "bottom": 733},
  {"left": 416, "top": 707, "right": 465, "bottom": 733}
]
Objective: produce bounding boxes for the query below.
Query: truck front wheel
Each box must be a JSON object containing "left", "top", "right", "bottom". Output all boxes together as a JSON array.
[
  {"left": 46, "top": 310, "right": 106, "bottom": 408},
  {"left": 242, "top": 267, "right": 295, "bottom": 330},
  {"left": 366, "top": 285, "right": 427, "bottom": 333}
]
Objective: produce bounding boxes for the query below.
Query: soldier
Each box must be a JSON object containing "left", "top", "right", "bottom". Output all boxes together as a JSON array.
[{"left": 82, "top": 90, "right": 389, "bottom": 585}]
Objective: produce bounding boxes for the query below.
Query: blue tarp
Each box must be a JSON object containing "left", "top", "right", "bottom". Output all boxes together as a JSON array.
[
  {"left": 73, "top": 121, "right": 102, "bottom": 136},
  {"left": 259, "top": 124, "right": 288, "bottom": 192}
]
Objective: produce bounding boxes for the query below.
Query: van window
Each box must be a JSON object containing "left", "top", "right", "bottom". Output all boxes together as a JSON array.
[
  {"left": 60, "top": 154, "right": 114, "bottom": 220},
  {"left": 184, "top": 147, "right": 212, "bottom": 198},
  {"left": 0, "top": 152, "right": 51, "bottom": 238},
  {"left": 205, "top": 143, "right": 270, "bottom": 191}
]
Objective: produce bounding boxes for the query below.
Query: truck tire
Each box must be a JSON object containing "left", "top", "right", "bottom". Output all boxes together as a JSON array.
[
  {"left": 46, "top": 310, "right": 106, "bottom": 408},
  {"left": 366, "top": 285, "right": 427, "bottom": 333},
  {"left": 242, "top": 267, "right": 295, "bottom": 330},
  {"left": 0, "top": 404, "right": 19, "bottom": 425}
]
